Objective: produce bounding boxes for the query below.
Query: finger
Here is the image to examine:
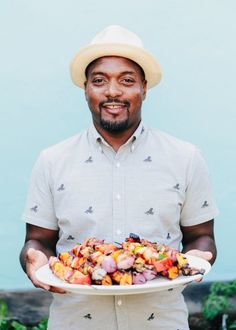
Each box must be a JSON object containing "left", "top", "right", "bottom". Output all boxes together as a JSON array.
[
  {"left": 26, "top": 268, "right": 50, "bottom": 290},
  {"left": 26, "top": 247, "right": 36, "bottom": 261},
  {"left": 49, "top": 286, "right": 67, "bottom": 294},
  {"left": 186, "top": 249, "right": 213, "bottom": 261},
  {"left": 202, "top": 251, "right": 213, "bottom": 261},
  {"left": 26, "top": 248, "right": 50, "bottom": 290},
  {"left": 195, "top": 275, "right": 203, "bottom": 283},
  {"left": 34, "top": 281, "right": 51, "bottom": 291},
  {"left": 27, "top": 248, "right": 48, "bottom": 265},
  {"left": 27, "top": 265, "right": 51, "bottom": 291}
]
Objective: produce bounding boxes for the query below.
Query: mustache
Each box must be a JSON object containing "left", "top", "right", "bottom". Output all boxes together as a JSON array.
[{"left": 99, "top": 99, "right": 130, "bottom": 110}]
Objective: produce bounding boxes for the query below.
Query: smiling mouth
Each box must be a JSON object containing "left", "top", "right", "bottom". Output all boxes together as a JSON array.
[{"left": 101, "top": 102, "right": 129, "bottom": 115}]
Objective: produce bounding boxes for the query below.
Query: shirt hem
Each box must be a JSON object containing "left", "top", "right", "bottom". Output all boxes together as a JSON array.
[
  {"left": 21, "top": 215, "right": 58, "bottom": 230},
  {"left": 180, "top": 209, "right": 220, "bottom": 227}
]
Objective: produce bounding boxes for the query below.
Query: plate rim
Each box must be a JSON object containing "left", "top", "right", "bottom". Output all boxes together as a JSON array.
[{"left": 35, "top": 255, "right": 211, "bottom": 295}]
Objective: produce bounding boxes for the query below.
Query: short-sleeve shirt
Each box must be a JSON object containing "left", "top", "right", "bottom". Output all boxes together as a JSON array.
[{"left": 22, "top": 122, "right": 219, "bottom": 330}]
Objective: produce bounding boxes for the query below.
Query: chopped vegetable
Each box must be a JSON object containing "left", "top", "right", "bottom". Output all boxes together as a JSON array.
[{"left": 49, "top": 233, "right": 205, "bottom": 286}]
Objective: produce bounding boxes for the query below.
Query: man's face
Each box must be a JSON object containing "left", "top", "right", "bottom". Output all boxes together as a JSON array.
[{"left": 84, "top": 56, "right": 147, "bottom": 133}]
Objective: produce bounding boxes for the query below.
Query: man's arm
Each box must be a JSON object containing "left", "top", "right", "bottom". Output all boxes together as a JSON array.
[
  {"left": 20, "top": 223, "right": 65, "bottom": 293},
  {"left": 181, "top": 219, "right": 217, "bottom": 265}
]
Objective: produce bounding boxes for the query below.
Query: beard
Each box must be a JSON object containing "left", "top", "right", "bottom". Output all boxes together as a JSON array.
[
  {"left": 100, "top": 117, "right": 129, "bottom": 133},
  {"left": 99, "top": 99, "right": 130, "bottom": 133}
]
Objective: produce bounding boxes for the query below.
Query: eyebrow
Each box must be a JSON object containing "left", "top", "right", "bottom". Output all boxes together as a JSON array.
[{"left": 90, "top": 71, "right": 136, "bottom": 76}]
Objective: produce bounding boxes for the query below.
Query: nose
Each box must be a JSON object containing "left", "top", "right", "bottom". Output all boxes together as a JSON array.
[{"left": 104, "top": 80, "right": 122, "bottom": 98}]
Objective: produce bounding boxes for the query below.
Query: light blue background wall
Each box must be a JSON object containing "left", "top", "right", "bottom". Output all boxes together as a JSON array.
[{"left": 1, "top": 0, "right": 235, "bottom": 289}]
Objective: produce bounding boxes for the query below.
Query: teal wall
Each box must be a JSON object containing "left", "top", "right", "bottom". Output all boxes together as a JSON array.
[{"left": 1, "top": 0, "right": 235, "bottom": 289}]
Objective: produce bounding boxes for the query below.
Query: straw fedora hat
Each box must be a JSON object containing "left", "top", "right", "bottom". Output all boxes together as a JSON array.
[{"left": 70, "top": 25, "right": 162, "bottom": 89}]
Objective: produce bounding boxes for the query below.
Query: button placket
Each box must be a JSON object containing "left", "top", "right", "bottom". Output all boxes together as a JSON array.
[
  {"left": 116, "top": 193, "right": 121, "bottom": 200},
  {"left": 114, "top": 296, "right": 129, "bottom": 330},
  {"left": 112, "top": 156, "right": 125, "bottom": 242},
  {"left": 116, "top": 229, "right": 122, "bottom": 235}
]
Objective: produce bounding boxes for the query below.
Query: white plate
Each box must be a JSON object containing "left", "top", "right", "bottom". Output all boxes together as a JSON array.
[{"left": 35, "top": 255, "right": 211, "bottom": 295}]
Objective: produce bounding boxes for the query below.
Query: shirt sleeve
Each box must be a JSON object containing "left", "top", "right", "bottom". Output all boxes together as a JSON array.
[
  {"left": 180, "top": 147, "right": 219, "bottom": 226},
  {"left": 21, "top": 151, "right": 58, "bottom": 230}
]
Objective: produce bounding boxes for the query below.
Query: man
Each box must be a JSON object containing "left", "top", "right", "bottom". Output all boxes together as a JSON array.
[{"left": 20, "top": 25, "right": 219, "bottom": 330}]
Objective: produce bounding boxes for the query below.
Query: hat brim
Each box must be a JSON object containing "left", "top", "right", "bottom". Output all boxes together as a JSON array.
[{"left": 70, "top": 43, "right": 162, "bottom": 89}]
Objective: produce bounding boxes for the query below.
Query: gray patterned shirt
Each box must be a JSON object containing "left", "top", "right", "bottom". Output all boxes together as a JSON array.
[{"left": 22, "top": 122, "right": 219, "bottom": 330}]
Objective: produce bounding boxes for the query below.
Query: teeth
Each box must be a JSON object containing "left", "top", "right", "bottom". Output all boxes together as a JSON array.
[{"left": 105, "top": 104, "right": 124, "bottom": 109}]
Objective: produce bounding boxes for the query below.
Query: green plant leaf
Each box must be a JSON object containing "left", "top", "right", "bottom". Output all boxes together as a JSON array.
[
  {"left": 203, "top": 280, "right": 236, "bottom": 321},
  {"left": 31, "top": 318, "right": 48, "bottom": 330},
  {"left": 0, "top": 319, "right": 9, "bottom": 330},
  {"left": 0, "top": 300, "right": 8, "bottom": 319},
  {"left": 11, "top": 320, "right": 27, "bottom": 330},
  {"left": 210, "top": 281, "right": 236, "bottom": 297},
  {"left": 203, "top": 294, "right": 230, "bottom": 320},
  {"left": 229, "top": 320, "right": 236, "bottom": 329}
]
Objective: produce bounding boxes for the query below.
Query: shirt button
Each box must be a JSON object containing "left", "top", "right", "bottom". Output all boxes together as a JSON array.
[
  {"left": 117, "top": 299, "right": 122, "bottom": 306},
  {"left": 116, "top": 194, "right": 121, "bottom": 200},
  {"left": 116, "top": 229, "right": 122, "bottom": 235},
  {"left": 116, "top": 162, "right": 120, "bottom": 168}
]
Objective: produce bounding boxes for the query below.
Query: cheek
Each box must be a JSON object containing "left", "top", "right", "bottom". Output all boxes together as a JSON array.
[
  {"left": 127, "top": 86, "right": 145, "bottom": 102},
  {"left": 86, "top": 89, "right": 101, "bottom": 108},
  {"left": 129, "top": 93, "right": 144, "bottom": 109}
]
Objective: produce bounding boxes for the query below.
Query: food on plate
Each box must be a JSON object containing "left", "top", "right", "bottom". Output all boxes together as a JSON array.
[{"left": 49, "top": 233, "right": 205, "bottom": 286}]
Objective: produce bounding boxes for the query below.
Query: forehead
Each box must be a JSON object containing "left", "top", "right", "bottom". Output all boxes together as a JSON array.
[{"left": 86, "top": 56, "right": 143, "bottom": 76}]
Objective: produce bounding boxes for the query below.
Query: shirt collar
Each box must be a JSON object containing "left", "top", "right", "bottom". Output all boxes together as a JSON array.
[{"left": 88, "top": 121, "right": 146, "bottom": 150}]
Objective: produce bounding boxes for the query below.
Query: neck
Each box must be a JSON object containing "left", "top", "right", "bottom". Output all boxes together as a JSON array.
[{"left": 94, "top": 121, "right": 140, "bottom": 152}]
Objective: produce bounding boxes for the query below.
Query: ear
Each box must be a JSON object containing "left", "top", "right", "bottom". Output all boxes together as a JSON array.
[
  {"left": 84, "top": 81, "right": 88, "bottom": 101},
  {"left": 142, "top": 80, "right": 147, "bottom": 100}
]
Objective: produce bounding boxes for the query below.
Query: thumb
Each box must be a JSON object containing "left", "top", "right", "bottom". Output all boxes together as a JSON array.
[
  {"left": 26, "top": 247, "right": 48, "bottom": 269},
  {"left": 26, "top": 248, "right": 50, "bottom": 291},
  {"left": 201, "top": 251, "right": 213, "bottom": 261},
  {"left": 27, "top": 247, "right": 37, "bottom": 260},
  {"left": 186, "top": 249, "right": 213, "bottom": 261}
]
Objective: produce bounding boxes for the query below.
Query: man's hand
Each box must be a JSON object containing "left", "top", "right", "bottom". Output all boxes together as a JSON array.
[
  {"left": 181, "top": 220, "right": 217, "bottom": 265},
  {"left": 26, "top": 248, "right": 66, "bottom": 293},
  {"left": 185, "top": 249, "right": 213, "bottom": 262},
  {"left": 185, "top": 249, "right": 212, "bottom": 282}
]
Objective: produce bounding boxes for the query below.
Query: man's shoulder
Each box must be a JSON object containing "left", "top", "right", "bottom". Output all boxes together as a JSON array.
[
  {"left": 41, "top": 129, "right": 87, "bottom": 160},
  {"left": 147, "top": 127, "right": 197, "bottom": 156}
]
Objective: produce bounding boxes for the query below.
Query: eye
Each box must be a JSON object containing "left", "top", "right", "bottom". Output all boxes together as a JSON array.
[
  {"left": 121, "top": 77, "right": 135, "bottom": 85},
  {"left": 92, "top": 77, "right": 106, "bottom": 85}
]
